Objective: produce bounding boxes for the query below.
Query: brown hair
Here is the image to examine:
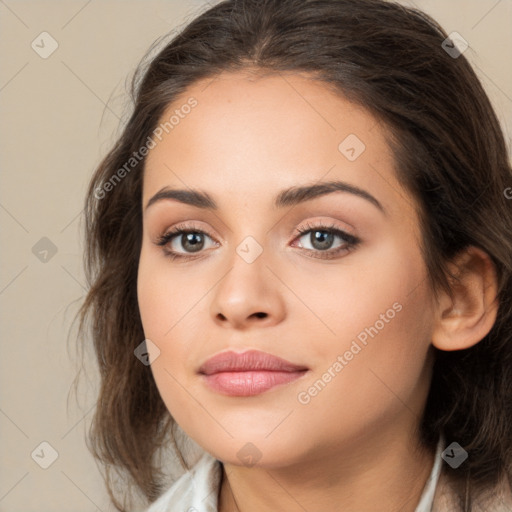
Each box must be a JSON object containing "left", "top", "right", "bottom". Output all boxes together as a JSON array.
[{"left": 76, "top": 0, "right": 512, "bottom": 509}]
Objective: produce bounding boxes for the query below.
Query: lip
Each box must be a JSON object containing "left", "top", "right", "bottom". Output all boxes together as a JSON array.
[{"left": 198, "top": 350, "right": 309, "bottom": 396}]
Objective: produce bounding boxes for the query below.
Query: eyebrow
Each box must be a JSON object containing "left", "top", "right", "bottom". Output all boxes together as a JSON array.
[{"left": 145, "top": 180, "right": 385, "bottom": 214}]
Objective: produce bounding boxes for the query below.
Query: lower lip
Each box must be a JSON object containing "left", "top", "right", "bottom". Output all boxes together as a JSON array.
[{"left": 201, "top": 370, "right": 307, "bottom": 396}]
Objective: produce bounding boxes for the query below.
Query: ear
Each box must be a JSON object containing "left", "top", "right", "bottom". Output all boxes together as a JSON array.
[{"left": 431, "top": 246, "right": 499, "bottom": 351}]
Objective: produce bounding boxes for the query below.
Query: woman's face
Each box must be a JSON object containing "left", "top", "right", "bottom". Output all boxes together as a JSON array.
[{"left": 137, "top": 70, "right": 437, "bottom": 467}]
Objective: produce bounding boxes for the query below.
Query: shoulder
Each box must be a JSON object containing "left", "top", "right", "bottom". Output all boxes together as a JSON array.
[{"left": 143, "top": 452, "right": 222, "bottom": 512}]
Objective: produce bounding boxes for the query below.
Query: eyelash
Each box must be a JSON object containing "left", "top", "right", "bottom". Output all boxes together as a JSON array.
[{"left": 155, "top": 221, "right": 360, "bottom": 261}]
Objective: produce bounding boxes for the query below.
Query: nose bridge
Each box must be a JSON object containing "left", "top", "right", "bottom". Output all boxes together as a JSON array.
[
  {"left": 209, "top": 224, "right": 285, "bottom": 327},
  {"left": 223, "top": 199, "right": 275, "bottom": 263},
  {"left": 234, "top": 232, "right": 266, "bottom": 265},
  {"left": 229, "top": 201, "right": 286, "bottom": 273},
  {"left": 224, "top": 229, "right": 270, "bottom": 294}
]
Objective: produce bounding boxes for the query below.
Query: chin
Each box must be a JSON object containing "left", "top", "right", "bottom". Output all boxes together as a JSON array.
[{"left": 190, "top": 431, "right": 310, "bottom": 469}]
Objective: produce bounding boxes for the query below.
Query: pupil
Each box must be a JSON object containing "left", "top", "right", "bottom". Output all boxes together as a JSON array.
[
  {"left": 312, "top": 231, "right": 333, "bottom": 250},
  {"left": 183, "top": 233, "right": 204, "bottom": 252}
]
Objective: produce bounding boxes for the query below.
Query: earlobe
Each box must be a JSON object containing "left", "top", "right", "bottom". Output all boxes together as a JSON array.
[{"left": 431, "top": 246, "right": 499, "bottom": 352}]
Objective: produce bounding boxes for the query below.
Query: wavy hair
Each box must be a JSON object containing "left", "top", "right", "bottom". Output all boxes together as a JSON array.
[{"left": 76, "top": 0, "right": 512, "bottom": 509}]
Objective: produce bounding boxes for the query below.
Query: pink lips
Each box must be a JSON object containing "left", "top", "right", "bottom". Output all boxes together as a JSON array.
[{"left": 198, "top": 350, "right": 309, "bottom": 396}]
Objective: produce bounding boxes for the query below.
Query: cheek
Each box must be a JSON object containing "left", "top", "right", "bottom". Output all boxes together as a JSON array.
[
  {"left": 137, "top": 249, "right": 188, "bottom": 382},
  {"left": 137, "top": 246, "right": 195, "bottom": 339},
  {"left": 137, "top": 245, "right": 211, "bottom": 379},
  {"left": 137, "top": 266, "right": 168, "bottom": 338},
  {"left": 302, "top": 233, "right": 431, "bottom": 357},
  {"left": 299, "top": 243, "right": 434, "bottom": 423},
  {"left": 137, "top": 249, "right": 202, "bottom": 427}
]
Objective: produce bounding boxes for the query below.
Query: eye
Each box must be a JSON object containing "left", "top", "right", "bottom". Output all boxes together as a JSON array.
[
  {"left": 155, "top": 221, "right": 360, "bottom": 261},
  {"left": 291, "top": 221, "right": 360, "bottom": 260},
  {"left": 155, "top": 222, "right": 219, "bottom": 260}
]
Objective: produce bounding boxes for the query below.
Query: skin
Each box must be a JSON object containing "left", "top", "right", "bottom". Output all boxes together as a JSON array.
[{"left": 137, "top": 70, "right": 499, "bottom": 512}]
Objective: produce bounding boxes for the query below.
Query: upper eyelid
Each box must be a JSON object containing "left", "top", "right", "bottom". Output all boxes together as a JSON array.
[
  {"left": 162, "top": 220, "right": 353, "bottom": 235},
  {"left": 294, "top": 220, "right": 355, "bottom": 236}
]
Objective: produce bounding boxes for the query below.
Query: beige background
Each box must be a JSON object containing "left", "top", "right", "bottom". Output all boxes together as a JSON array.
[{"left": 0, "top": 1, "right": 511, "bottom": 511}]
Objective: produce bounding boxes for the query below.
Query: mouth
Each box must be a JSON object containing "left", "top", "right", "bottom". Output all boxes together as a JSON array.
[{"left": 198, "top": 349, "right": 309, "bottom": 397}]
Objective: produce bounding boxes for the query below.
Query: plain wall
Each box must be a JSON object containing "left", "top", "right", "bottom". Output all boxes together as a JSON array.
[{"left": 1, "top": 1, "right": 511, "bottom": 510}]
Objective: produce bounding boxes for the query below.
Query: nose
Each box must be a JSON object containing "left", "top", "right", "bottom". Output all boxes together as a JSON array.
[{"left": 210, "top": 250, "right": 286, "bottom": 330}]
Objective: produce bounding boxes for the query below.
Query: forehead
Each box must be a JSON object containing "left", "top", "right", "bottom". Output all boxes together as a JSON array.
[{"left": 142, "top": 70, "right": 409, "bottom": 219}]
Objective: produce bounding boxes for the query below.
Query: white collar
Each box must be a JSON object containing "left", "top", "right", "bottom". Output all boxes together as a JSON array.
[
  {"left": 414, "top": 434, "right": 444, "bottom": 512},
  {"left": 145, "top": 435, "right": 444, "bottom": 512}
]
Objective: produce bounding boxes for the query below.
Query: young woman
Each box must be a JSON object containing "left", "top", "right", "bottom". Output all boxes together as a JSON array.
[{"left": 77, "top": 0, "right": 512, "bottom": 510}]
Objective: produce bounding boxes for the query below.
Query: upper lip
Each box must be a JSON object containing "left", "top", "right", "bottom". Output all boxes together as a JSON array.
[{"left": 198, "top": 350, "right": 309, "bottom": 375}]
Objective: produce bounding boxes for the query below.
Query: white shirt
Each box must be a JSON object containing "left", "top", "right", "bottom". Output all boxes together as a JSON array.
[{"left": 145, "top": 436, "right": 444, "bottom": 512}]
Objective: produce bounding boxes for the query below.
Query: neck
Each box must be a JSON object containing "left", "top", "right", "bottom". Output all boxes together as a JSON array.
[{"left": 218, "top": 425, "right": 436, "bottom": 512}]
